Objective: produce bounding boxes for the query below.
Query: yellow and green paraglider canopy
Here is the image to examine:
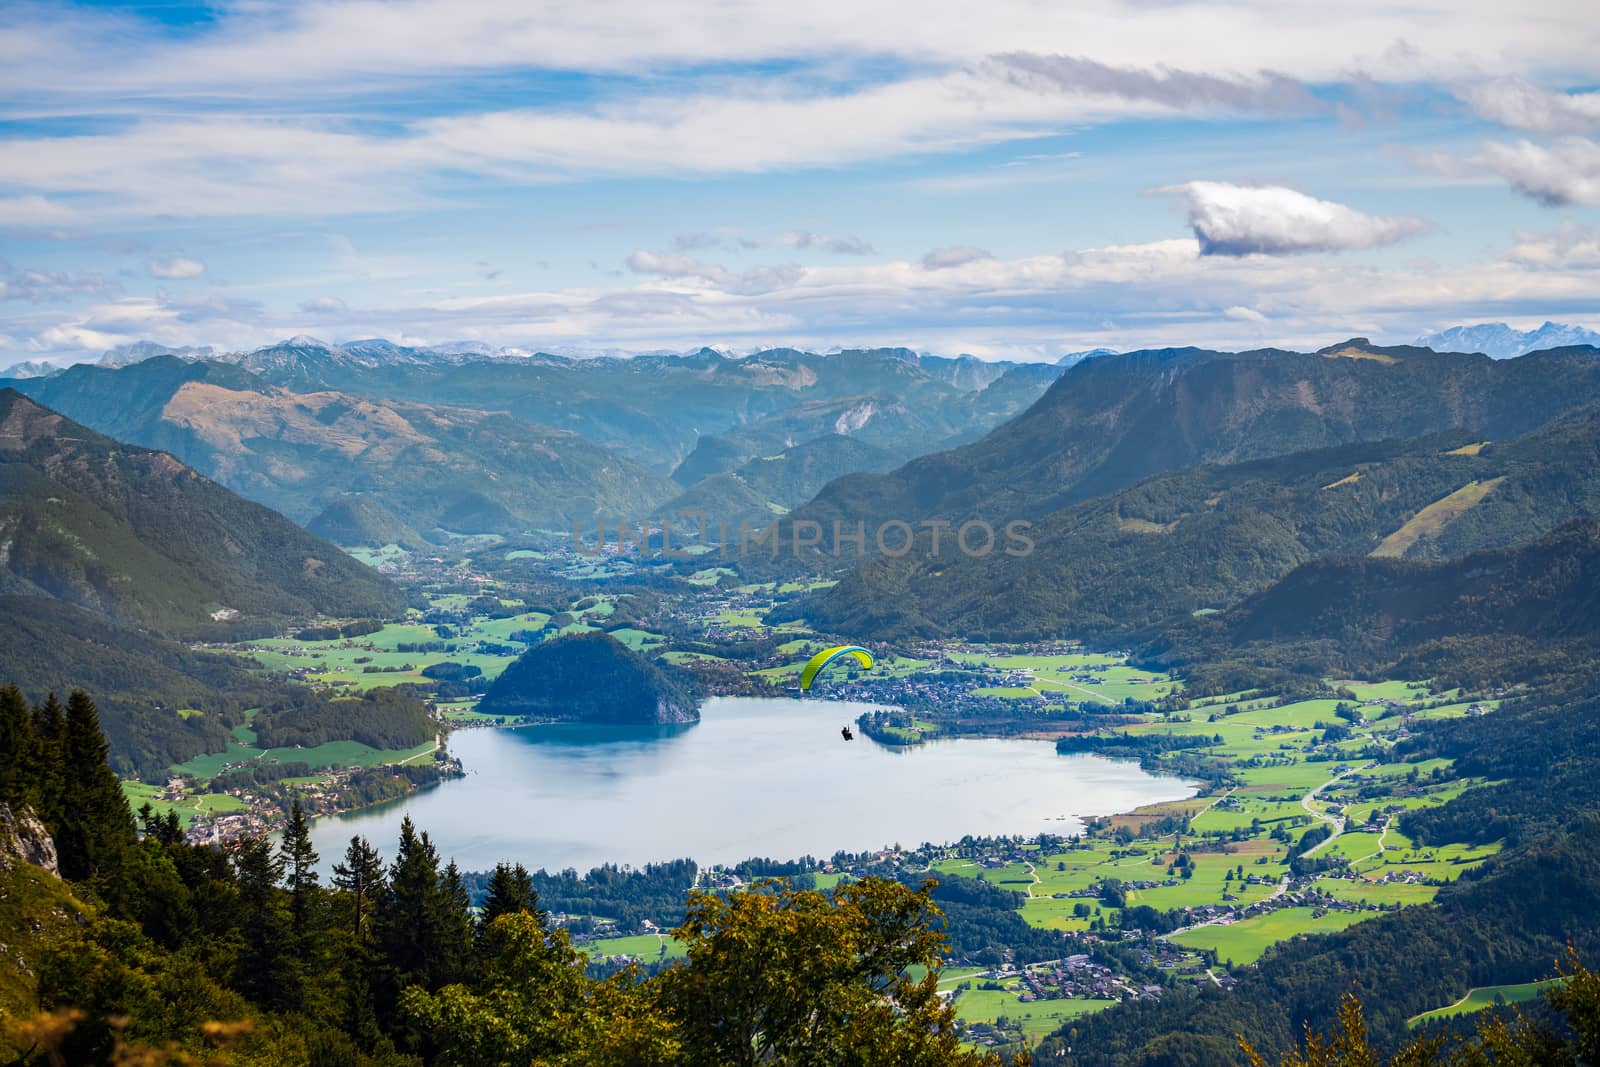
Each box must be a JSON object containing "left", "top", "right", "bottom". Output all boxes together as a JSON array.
[{"left": 799, "top": 645, "right": 874, "bottom": 691}]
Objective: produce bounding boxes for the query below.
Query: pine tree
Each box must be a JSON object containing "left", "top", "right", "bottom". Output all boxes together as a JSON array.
[
  {"left": 232, "top": 834, "right": 297, "bottom": 1009},
  {"left": 375, "top": 816, "right": 444, "bottom": 994},
  {"left": 279, "top": 799, "right": 320, "bottom": 939},
  {"left": 135, "top": 802, "right": 182, "bottom": 845},
  {"left": 332, "top": 834, "right": 388, "bottom": 1046},
  {"left": 479, "top": 861, "right": 541, "bottom": 959},
  {"left": 30, "top": 693, "right": 67, "bottom": 833},
  {"left": 0, "top": 685, "right": 37, "bottom": 806},
  {"left": 480, "top": 861, "right": 539, "bottom": 927},
  {"left": 436, "top": 860, "right": 477, "bottom": 987},
  {"left": 56, "top": 691, "right": 133, "bottom": 883},
  {"left": 332, "top": 834, "right": 386, "bottom": 938}
]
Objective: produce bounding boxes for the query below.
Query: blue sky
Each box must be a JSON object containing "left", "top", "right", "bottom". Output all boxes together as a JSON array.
[{"left": 1, "top": 0, "right": 1598, "bottom": 363}]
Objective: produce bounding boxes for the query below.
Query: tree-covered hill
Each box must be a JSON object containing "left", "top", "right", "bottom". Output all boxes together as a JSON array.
[
  {"left": 477, "top": 631, "right": 701, "bottom": 724},
  {"left": 306, "top": 497, "right": 427, "bottom": 550},
  {"left": 0, "top": 596, "right": 258, "bottom": 775},
  {"left": 0, "top": 389, "right": 403, "bottom": 635}
]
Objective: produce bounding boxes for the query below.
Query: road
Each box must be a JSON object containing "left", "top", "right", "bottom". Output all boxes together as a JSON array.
[{"left": 1297, "top": 763, "right": 1371, "bottom": 860}]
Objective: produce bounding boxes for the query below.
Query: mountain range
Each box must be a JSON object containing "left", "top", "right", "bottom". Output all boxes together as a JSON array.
[
  {"left": 774, "top": 339, "right": 1600, "bottom": 556},
  {"left": 199, "top": 339, "right": 1062, "bottom": 472},
  {"left": 1, "top": 340, "right": 1066, "bottom": 542},
  {"left": 777, "top": 338, "right": 1600, "bottom": 636}
]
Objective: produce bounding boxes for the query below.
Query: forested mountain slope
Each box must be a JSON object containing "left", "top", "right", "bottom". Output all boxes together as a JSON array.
[
  {"left": 793, "top": 407, "right": 1600, "bottom": 640},
  {"left": 0, "top": 389, "right": 403, "bottom": 634},
  {"left": 1146, "top": 515, "right": 1600, "bottom": 690}
]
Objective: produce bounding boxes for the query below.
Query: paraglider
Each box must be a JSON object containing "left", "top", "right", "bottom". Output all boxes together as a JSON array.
[
  {"left": 798, "top": 645, "right": 874, "bottom": 691},
  {"left": 841, "top": 725, "right": 854, "bottom": 741}
]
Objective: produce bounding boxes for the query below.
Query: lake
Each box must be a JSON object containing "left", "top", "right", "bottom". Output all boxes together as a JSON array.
[{"left": 309, "top": 697, "right": 1197, "bottom": 873}]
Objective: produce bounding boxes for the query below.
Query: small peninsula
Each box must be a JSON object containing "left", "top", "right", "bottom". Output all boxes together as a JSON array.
[{"left": 477, "top": 631, "right": 701, "bottom": 725}]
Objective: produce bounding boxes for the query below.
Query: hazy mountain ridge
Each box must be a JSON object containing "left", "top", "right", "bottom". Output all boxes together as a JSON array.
[
  {"left": 53, "top": 338, "right": 1063, "bottom": 474},
  {"left": 2, "top": 357, "right": 678, "bottom": 537},
  {"left": 661, "top": 433, "right": 901, "bottom": 529}
]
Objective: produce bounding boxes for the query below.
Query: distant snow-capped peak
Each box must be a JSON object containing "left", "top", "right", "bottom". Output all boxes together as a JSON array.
[{"left": 1415, "top": 321, "right": 1600, "bottom": 359}]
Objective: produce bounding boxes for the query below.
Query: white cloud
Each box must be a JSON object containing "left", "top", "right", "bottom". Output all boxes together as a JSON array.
[
  {"left": 0, "top": 72, "right": 1122, "bottom": 219},
  {"left": 1504, "top": 222, "right": 1600, "bottom": 269},
  {"left": 922, "top": 246, "right": 994, "bottom": 270},
  {"left": 625, "top": 251, "right": 806, "bottom": 294},
  {"left": 1471, "top": 138, "right": 1600, "bottom": 206},
  {"left": 4, "top": 0, "right": 1595, "bottom": 100},
  {"left": 1464, "top": 77, "right": 1600, "bottom": 135},
  {"left": 0, "top": 196, "right": 78, "bottom": 226},
  {"left": 0, "top": 11, "right": 1590, "bottom": 225},
  {"left": 990, "top": 53, "right": 1318, "bottom": 114},
  {"left": 0, "top": 119, "right": 437, "bottom": 219},
  {"left": 0, "top": 267, "right": 118, "bottom": 303},
  {"left": 1224, "top": 305, "right": 1268, "bottom": 322},
  {"left": 1160, "top": 182, "right": 1430, "bottom": 255},
  {"left": 147, "top": 255, "right": 206, "bottom": 279},
  {"left": 299, "top": 295, "right": 349, "bottom": 313},
  {"left": 414, "top": 72, "right": 1100, "bottom": 179},
  {"left": 741, "top": 231, "right": 875, "bottom": 255},
  {"left": 671, "top": 232, "right": 725, "bottom": 252},
  {"left": 626, "top": 250, "right": 733, "bottom": 285}
]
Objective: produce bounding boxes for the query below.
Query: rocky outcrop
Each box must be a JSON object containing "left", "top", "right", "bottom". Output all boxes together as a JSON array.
[{"left": 0, "top": 804, "right": 58, "bottom": 877}]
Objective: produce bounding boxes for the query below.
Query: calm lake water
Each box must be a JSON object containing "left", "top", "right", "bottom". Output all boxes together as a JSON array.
[{"left": 309, "top": 697, "right": 1197, "bottom": 873}]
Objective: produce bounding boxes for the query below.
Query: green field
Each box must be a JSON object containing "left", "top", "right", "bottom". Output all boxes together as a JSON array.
[
  {"left": 121, "top": 780, "right": 246, "bottom": 828},
  {"left": 582, "top": 933, "right": 686, "bottom": 963},
  {"left": 1410, "top": 980, "right": 1563, "bottom": 1025},
  {"left": 951, "top": 983, "right": 1115, "bottom": 1046},
  {"left": 1170, "top": 907, "right": 1373, "bottom": 965},
  {"left": 1312, "top": 876, "right": 1439, "bottom": 907}
]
